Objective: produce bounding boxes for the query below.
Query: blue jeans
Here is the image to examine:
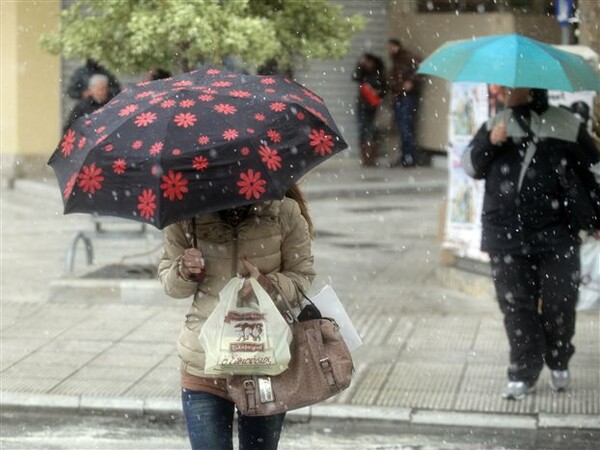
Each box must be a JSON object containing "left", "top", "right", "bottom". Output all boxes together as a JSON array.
[
  {"left": 393, "top": 94, "right": 418, "bottom": 166},
  {"left": 181, "top": 389, "right": 285, "bottom": 450}
]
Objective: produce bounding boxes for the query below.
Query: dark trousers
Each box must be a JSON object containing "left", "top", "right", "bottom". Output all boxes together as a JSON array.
[
  {"left": 489, "top": 246, "right": 579, "bottom": 384},
  {"left": 182, "top": 389, "right": 285, "bottom": 450},
  {"left": 393, "top": 94, "right": 417, "bottom": 166}
]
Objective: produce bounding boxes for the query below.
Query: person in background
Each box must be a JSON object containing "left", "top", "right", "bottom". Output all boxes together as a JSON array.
[
  {"left": 67, "top": 58, "right": 121, "bottom": 101},
  {"left": 352, "top": 53, "right": 387, "bottom": 167},
  {"left": 63, "top": 74, "right": 110, "bottom": 132},
  {"left": 146, "top": 68, "right": 172, "bottom": 81},
  {"left": 462, "top": 87, "right": 600, "bottom": 400},
  {"left": 158, "top": 185, "right": 316, "bottom": 450},
  {"left": 388, "top": 38, "right": 422, "bottom": 168}
]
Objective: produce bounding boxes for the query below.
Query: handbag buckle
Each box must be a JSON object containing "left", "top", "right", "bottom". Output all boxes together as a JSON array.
[
  {"left": 319, "top": 357, "right": 331, "bottom": 370},
  {"left": 243, "top": 380, "right": 255, "bottom": 390}
]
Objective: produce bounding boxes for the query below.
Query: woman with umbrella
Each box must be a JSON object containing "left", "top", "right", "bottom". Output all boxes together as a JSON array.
[
  {"left": 158, "top": 183, "right": 315, "bottom": 449},
  {"left": 461, "top": 87, "right": 600, "bottom": 400}
]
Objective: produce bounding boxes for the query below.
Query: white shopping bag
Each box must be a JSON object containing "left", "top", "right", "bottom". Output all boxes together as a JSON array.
[
  {"left": 310, "top": 285, "right": 363, "bottom": 352},
  {"left": 577, "top": 238, "right": 600, "bottom": 311},
  {"left": 199, "top": 277, "right": 293, "bottom": 375}
]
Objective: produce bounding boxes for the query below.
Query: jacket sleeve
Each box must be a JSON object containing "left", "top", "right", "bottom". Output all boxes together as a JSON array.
[
  {"left": 266, "top": 200, "right": 316, "bottom": 309},
  {"left": 570, "top": 124, "right": 600, "bottom": 185},
  {"left": 157, "top": 221, "right": 198, "bottom": 299},
  {"left": 461, "top": 122, "right": 505, "bottom": 179}
]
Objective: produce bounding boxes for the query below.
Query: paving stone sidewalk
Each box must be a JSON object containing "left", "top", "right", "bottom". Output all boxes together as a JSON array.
[{"left": 1, "top": 157, "right": 599, "bottom": 430}]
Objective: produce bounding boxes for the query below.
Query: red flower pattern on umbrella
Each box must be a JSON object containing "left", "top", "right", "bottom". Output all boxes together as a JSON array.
[
  {"left": 61, "top": 130, "right": 76, "bottom": 156},
  {"left": 297, "top": 111, "right": 305, "bottom": 120},
  {"left": 160, "top": 170, "right": 188, "bottom": 201},
  {"left": 270, "top": 102, "right": 286, "bottom": 112},
  {"left": 135, "top": 112, "right": 157, "bottom": 127},
  {"left": 174, "top": 112, "right": 197, "bottom": 128},
  {"left": 259, "top": 145, "right": 282, "bottom": 171},
  {"left": 237, "top": 169, "right": 266, "bottom": 200},
  {"left": 96, "top": 126, "right": 106, "bottom": 134},
  {"left": 180, "top": 99, "right": 196, "bottom": 108},
  {"left": 137, "top": 189, "right": 157, "bottom": 219},
  {"left": 150, "top": 141, "right": 164, "bottom": 156},
  {"left": 223, "top": 129, "right": 239, "bottom": 141},
  {"left": 113, "top": 158, "right": 126, "bottom": 174},
  {"left": 303, "top": 89, "right": 323, "bottom": 104},
  {"left": 265, "top": 88, "right": 276, "bottom": 94},
  {"left": 214, "top": 103, "right": 237, "bottom": 115},
  {"left": 261, "top": 77, "right": 276, "bottom": 85},
  {"left": 104, "top": 144, "right": 114, "bottom": 152},
  {"left": 197, "top": 135, "right": 210, "bottom": 145},
  {"left": 267, "top": 129, "right": 282, "bottom": 143},
  {"left": 135, "top": 91, "right": 154, "bottom": 99},
  {"left": 63, "top": 173, "right": 78, "bottom": 199},
  {"left": 161, "top": 99, "right": 176, "bottom": 108},
  {"left": 206, "top": 69, "right": 221, "bottom": 75},
  {"left": 305, "top": 106, "right": 327, "bottom": 124},
  {"left": 241, "top": 146, "right": 250, "bottom": 156},
  {"left": 173, "top": 80, "right": 193, "bottom": 88},
  {"left": 212, "top": 81, "right": 232, "bottom": 87},
  {"left": 77, "top": 137, "right": 87, "bottom": 149},
  {"left": 254, "top": 113, "right": 266, "bottom": 121},
  {"left": 132, "top": 140, "right": 143, "bottom": 150},
  {"left": 309, "top": 129, "right": 334, "bottom": 156},
  {"left": 95, "top": 134, "right": 108, "bottom": 145},
  {"left": 229, "top": 90, "right": 251, "bottom": 98},
  {"left": 78, "top": 163, "right": 104, "bottom": 194},
  {"left": 198, "top": 94, "right": 214, "bottom": 102},
  {"left": 119, "top": 104, "right": 139, "bottom": 116},
  {"left": 193, "top": 156, "right": 209, "bottom": 171}
]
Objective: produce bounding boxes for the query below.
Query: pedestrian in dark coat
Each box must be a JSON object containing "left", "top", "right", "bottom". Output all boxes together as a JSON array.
[
  {"left": 388, "top": 38, "right": 422, "bottom": 167},
  {"left": 66, "top": 58, "right": 121, "bottom": 100},
  {"left": 462, "top": 87, "right": 600, "bottom": 400},
  {"left": 352, "top": 53, "right": 387, "bottom": 166},
  {"left": 63, "top": 74, "right": 110, "bottom": 132}
]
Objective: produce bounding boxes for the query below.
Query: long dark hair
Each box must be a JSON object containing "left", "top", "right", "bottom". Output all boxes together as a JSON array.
[{"left": 285, "top": 184, "right": 313, "bottom": 237}]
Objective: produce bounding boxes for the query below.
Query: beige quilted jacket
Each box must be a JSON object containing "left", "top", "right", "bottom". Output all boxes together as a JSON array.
[{"left": 158, "top": 197, "right": 316, "bottom": 377}]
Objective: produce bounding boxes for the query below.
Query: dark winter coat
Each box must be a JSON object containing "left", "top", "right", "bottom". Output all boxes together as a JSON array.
[
  {"left": 63, "top": 97, "right": 108, "bottom": 133},
  {"left": 388, "top": 47, "right": 422, "bottom": 99},
  {"left": 462, "top": 105, "right": 600, "bottom": 254},
  {"left": 66, "top": 60, "right": 121, "bottom": 100}
]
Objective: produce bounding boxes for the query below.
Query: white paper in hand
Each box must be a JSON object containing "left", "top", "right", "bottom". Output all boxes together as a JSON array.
[{"left": 310, "top": 285, "right": 363, "bottom": 352}]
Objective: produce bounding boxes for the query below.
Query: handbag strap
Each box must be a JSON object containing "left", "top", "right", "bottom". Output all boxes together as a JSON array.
[{"left": 190, "top": 217, "right": 198, "bottom": 249}]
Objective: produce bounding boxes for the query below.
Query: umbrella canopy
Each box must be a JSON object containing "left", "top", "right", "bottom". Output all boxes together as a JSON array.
[
  {"left": 49, "top": 68, "right": 347, "bottom": 229},
  {"left": 417, "top": 33, "right": 600, "bottom": 92}
]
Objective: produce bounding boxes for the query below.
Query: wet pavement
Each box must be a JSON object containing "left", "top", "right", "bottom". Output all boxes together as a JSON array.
[{"left": 1, "top": 156, "right": 599, "bottom": 442}]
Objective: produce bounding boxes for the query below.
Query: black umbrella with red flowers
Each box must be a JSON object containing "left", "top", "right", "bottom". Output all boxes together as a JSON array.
[{"left": 48, "top": 67, "right": 347, "bottom": 229}]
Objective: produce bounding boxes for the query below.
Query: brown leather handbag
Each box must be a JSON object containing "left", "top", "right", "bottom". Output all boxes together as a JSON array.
[{"left": 226, "top": 294, "right": 354, "bottom": 416}]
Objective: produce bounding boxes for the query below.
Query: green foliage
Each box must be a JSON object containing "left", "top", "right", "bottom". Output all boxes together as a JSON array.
[{"left": 40, "top": 0, "right": 363, "bottom": 74}]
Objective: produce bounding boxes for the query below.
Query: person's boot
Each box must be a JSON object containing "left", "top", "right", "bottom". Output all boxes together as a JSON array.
[{"left": 360, "top": 142, "right": 373, "bottom": 166}]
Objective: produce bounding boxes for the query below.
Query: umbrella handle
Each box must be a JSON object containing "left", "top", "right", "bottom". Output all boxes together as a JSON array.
[{"left": 187, "top": 217, "right": 203, "bottom": 282}]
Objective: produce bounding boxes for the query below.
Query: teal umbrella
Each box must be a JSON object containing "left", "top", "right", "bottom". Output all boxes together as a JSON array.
[{"left": 417, "top": 33, "right": 600, "bottom": 92}]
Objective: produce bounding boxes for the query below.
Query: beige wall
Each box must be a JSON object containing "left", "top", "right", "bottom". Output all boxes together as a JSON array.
[
  {"left": 1, "top": 0, "right": 61, "bottom": 182},
  {"left": 388, "top": 11, "right": 562, "bottom": 151}
]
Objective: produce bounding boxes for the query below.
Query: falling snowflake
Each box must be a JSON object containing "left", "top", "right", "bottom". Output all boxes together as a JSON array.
[
  {"left": 174, "top": 112, "right": 197, "bottom": 128},
  {"left": 259, "top": 145, "right": 282, "bottom": 171},
  {"left": 309, "top": 129, "right": 334, "bottom": 156},
  {"left": 78, "top": 163, "right": 104, "bottom": 194},
  {"left": 112, "top": 158, "right": 127, "bottom": 174},
  {"left": 223, "top": 129, "right": 239, "bottom": 141},
  {"left": 160, "top": 170, "right": 188, "bottom": 201},
  {"left": 137, "top": 189, "right": 157, "bottom": 219},
  {"left": 237, "top": 169, "right": 266, "bottom": 200},
  {"left": 192, "top": 156, "right": 209, "bottom": 171}
]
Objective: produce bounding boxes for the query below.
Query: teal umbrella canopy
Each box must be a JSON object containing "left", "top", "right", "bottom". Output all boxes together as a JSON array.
[{"left": 417, "top": 33, "right": 600, "bottom": 92}]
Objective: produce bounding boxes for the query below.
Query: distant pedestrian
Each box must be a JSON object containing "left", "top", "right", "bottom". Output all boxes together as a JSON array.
[
  {"left": 63, "top": 74, "right": 110, "bottom": 132},
  {"left": 388, "top": 38, "right": 422, "bottom": 168},
  {"left": 352, "top": 53, "right": 387, "bottom": 166},
  {"left": 66, "top": 58, "right": 121, "bottom": 101},
  {"left": 145, "top": 68, "right": 172, "bottom": 81},
  {"left": 462, "top": 87, "right": 600, "bottom": 400}
]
